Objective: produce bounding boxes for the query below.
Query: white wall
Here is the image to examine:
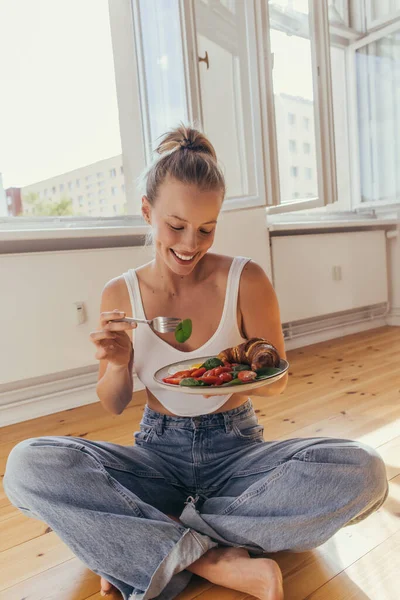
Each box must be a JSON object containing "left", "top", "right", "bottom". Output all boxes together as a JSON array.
[{"left": 1, "top": 206, "right": 271, "bottom": 386}]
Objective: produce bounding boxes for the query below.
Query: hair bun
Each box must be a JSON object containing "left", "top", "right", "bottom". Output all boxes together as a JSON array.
[{"left": 155, "top": 122, "right": 217, "bottom": 160}]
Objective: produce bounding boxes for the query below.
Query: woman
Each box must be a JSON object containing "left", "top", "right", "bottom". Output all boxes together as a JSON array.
[{"left": 4, "top": 125, "right": 388, "bottom": 600}]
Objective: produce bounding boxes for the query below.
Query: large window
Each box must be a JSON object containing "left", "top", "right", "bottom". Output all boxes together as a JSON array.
[
  {"left": 0, "top": 0, "right": 128, "bottom": 218},
  {"left": 1, "top": 0, "right": 400, "bottom": 228}
]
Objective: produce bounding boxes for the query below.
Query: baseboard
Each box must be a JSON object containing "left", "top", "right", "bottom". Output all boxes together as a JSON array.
[
  {"left": 386, "top": 307, "right": 400, "bottom": 327},
  {"left": 0, "top": 374, "right": 145, "bottom": 427},
  {"left": 284, "top": 316, "right": 388, "bottom": 350}
]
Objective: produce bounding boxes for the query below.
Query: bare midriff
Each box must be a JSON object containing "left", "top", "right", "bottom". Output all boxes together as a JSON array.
[{"left": 145, "top": 388, "right": 249, "bottom": 416}]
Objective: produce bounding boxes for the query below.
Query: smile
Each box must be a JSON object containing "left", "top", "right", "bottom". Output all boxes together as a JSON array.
[{"left": 170, "top": 249, "right": 197, "bottom": 264}]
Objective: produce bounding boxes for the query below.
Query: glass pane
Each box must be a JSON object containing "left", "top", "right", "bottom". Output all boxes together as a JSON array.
[
  {"left": 194, "top": 0, "right": 257, "bottom": 199},
  {"left": 0, "top": 0, "right": 128, "bottom": 218},
  {"left": 328, "top": 0, "right": 349, "bottom": 26},
  {"left": 269, "top": 0, "right": 319, "bottom": 203},
  {"left": 370, "top": 0, "right": 400, "bottom": 23},
  {"left": 356, "top": 32, "right": 400, "bottom": 203},
  {"left": 138, "top": 0, "right": 187, "bottom": 155}
]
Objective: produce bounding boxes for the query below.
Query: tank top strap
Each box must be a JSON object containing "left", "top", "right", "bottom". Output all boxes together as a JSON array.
[
  {"left": 122, "top": 269, "right": 146, "bottom": 320},
  {"left": 225, "top": 256, "right": 252, "bottom": 325}
]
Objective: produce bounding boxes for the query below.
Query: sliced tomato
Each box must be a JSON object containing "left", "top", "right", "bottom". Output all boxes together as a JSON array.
[
  {"left": 237, "top": 370, "right": 257, "bottom": 382},
  {"left": 218, "top": 372, "right": 233, "bottom": 383},
  {"left": 198, "top": 375, "right": 220, "bottom": 385},
  {"left": 162, "top": 377, "right": 183, "bottom": 385},
  {"left": 190, "top": 367, "right": 207, "bottom": 378},
  {"left": 171, "top": 369, "right": 195, "bottom": 378},
  {"left": 213, "top": 366, "right": 233, "bottom": 376}
]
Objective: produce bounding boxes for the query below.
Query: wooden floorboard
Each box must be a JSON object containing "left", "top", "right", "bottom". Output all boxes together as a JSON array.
[{"left": 0, "top": 325, "right": 399, "bottom": 599}]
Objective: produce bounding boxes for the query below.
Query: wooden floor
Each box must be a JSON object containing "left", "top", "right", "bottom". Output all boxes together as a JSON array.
[{"left": 1, "top": 326, "right": 399, "bottom": 600}]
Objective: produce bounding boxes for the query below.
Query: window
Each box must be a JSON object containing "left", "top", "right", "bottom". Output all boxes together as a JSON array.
[
  {"left": 76, "top": 179, "right": 80, "bottom": 187},
  {"left": 120, "top": 165, "right": 124, "bottom": 175},
  {"left": 0, "top": 0, "right": 128, "bottom": 218},
  {"left": 305, "top": 167, "right": 312, "bottom": 179},
  {"left": 110, "top": 168, "right": 116, "bottom": 178},
  {"left": 78, "top": 196, "right": 84, "bottom": 206},
  {"left": 366, "top": 0, "right": 400, "bottom": 29},
  {"left": 289, "top": 140, "right": 297, "bottom": 152},
  {"left": 269, "top": 0, "right": 319, "bottom": 205},
  {"left": 97, "top": 172, "right": 103, "bottom": 179},
  {"left": 303, "top": 142, "right": 311, "bottom": 153},
  {"left": 111, "top": 186, "right": 118, "bottom": 196},
  {"left": 191, "top": 0, "right": 264, "bottom": 202},
  {"left": 352, "top": 28, "right": 400, "bottom": 205}
]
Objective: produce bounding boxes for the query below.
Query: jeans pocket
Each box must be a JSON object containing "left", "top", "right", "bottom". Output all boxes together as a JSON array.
[
  {"left": 232, "top": 414, "right": 264, "bottom": 441},
  {"left": 134, "top": 424, "right": 155, "bottom": 445}
]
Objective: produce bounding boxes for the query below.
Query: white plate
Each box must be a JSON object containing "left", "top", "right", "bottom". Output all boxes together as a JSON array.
[{"left": 154, "top": 355, "right": 289, "bottom": 396}]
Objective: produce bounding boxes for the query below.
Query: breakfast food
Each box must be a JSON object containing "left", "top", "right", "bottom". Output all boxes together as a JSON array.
[
  {"left": 161, "top": 338, "right": 281, "bottom": 388},
  {"left": 217, "top": 338, "right": 280, "bottom": 370}
]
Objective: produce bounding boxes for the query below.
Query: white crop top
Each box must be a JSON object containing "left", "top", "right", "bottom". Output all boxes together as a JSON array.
[{"left": 122, "top": 255, "right": 251, "bottom": 416}]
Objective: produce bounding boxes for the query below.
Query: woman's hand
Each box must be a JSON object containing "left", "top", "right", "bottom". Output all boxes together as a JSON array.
[{"left": 90, "top": 309, "right": 136, "bottom": 368}]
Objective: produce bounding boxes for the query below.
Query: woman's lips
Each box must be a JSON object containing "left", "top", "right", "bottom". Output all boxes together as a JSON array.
[{"left": 170, "top": 248, "right": 197, "bottom": 265}]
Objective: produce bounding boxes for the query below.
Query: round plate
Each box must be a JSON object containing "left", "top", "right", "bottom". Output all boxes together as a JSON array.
[{"left": 154, "top": 356, "right": 289, "bottom": 396}]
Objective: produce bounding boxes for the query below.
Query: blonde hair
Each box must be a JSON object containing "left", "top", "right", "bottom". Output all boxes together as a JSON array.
[{"left": 139, "top": 123, "right": 225, "bottom": 247}]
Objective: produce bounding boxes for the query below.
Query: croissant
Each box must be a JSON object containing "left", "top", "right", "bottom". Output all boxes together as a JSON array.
[{"left": 217, "top": 337, "right": 280, "bottom": 370}]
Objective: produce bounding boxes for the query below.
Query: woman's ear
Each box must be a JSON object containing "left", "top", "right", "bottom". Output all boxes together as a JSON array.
[{"left": 141, "top": 196, "right": 151, "bottom": 224}]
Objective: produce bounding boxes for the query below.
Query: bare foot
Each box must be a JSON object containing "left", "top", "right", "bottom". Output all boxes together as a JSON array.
[
  {"left": 187, "top": 546, "right": 283, "bottom": 600},
  {"left": 100, "top": 576, "right": 114, "bottom": 596}
]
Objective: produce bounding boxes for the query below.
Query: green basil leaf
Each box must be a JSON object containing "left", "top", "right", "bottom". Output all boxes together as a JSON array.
[
  {"left": 175, "top": 319, "right": 192, "bottom": 343},
  {"left": 179, "top": 377, "right": 205, "bottom": 387},
  {"left": 201, "top": 357, "right": 224, "bottom": 370}
]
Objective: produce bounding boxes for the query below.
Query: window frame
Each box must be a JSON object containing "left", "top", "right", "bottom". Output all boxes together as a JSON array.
[
  {"left": 2, "top": 0, "right": 398, "bottom": 242},
  {"left": 347, "top": 19, "right": 400, "bottom": 210},
  {"left": 365, "top": 0, "right": 400, "bottom": 31}
]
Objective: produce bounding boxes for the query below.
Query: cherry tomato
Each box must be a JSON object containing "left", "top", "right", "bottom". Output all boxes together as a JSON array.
[
  {"left": 214, "top": 366, "right": 233, "bottom": 376},
  {"left": 191, "top": 367, "right": 207, "bottom": 378},
  {"left": 172, "top": 370, "right": 194, "bottom": 378},
  {"left": 162, "top": 377, "right": 182, "bottom": 385},
  {"left": 198, "top": 375, "right": 220, "bottom": 385},
  {"left": 219, "top": 372, "right": 233, "bottom": 383},
  {"left": 237, "top": 371, "right": 257, "bottom": 382}
]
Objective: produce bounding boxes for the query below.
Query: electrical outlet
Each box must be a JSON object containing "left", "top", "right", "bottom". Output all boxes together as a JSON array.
[{"left": 74, "top": 301, "right": 86, "bottom": 325}]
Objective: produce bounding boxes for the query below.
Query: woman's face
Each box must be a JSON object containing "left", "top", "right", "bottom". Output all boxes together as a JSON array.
[{"left": 143, "top": 177, "right": 223, "bottom": 274}]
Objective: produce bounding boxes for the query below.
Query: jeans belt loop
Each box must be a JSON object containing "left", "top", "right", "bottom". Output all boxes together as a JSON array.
[
  {"left": 223, "top": 413, "right": 231, "bottom": 434},
  {"left": 156, "top": 415, "right": 164, "bottom": 436}
]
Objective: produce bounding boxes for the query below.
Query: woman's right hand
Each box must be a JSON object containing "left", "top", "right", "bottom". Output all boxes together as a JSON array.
[{"left": 90, "top": 309, "right": 136, "bottom": 368}]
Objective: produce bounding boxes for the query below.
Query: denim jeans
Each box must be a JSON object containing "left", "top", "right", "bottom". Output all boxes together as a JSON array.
[{"left": 3, "top": 398, "right": 388, "bottom": 600}]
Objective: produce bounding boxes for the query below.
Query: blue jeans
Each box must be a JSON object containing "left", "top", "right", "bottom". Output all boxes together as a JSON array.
[{"left": 3, "top": 399, "right": 388, "bottom": 600}]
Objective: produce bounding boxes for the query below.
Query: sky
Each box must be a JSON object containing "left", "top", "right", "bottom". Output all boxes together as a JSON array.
[{"left": 0, "top": 0, "right": 314, "bottom": 189}]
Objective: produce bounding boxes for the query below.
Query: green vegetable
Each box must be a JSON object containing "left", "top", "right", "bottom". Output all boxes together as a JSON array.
[
  {"left": 175, "top": 319, "right": 192, "bottom": 343},
  {"left": 201, "top": 357, "right": 224, "bottom": 370},
  {"left": 232, "top": 364, "right": 250, "bottom": 372},
  {"left": 255, "top": 367, "right": 281, "bottom": 378},
  {"left": 179, "top": 377, "right": 205, "bottom": 387}
]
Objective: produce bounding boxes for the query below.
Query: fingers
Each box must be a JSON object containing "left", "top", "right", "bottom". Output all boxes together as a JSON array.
[{"left": 100, "top": 309, "right": 137, "bottom": 330}]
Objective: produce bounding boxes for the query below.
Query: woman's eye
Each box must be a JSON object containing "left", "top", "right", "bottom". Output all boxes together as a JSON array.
[{"left": 169, "top": 225, "right": 213, "bottom": 235}]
